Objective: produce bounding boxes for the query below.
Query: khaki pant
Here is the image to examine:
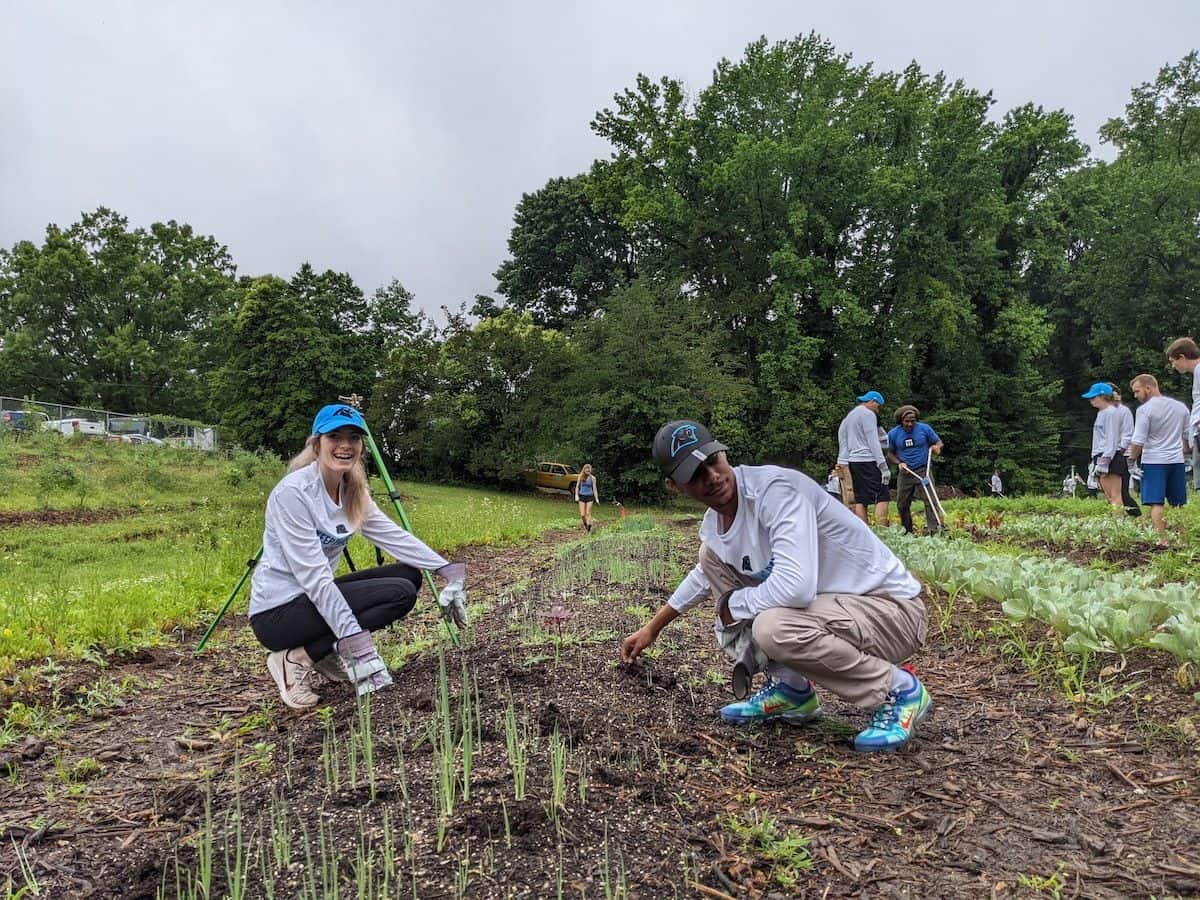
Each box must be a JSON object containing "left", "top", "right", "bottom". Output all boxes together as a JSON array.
[{"left": 700, "top": 545, "right": 927, "bottom": 708}]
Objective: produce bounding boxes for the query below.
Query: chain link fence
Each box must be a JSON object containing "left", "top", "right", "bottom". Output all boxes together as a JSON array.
[{"left": 0, "top": 395, "right": 218, "bottom": 449}]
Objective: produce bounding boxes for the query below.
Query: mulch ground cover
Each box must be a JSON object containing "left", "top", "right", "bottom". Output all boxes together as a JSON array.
[{"left": 1, "top": 521, "right": 1198, "bottom": 898}]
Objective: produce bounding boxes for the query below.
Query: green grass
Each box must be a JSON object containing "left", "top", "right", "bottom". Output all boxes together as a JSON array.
[{"left": 0, "top": 434, "right": 628, "bottom": 673}]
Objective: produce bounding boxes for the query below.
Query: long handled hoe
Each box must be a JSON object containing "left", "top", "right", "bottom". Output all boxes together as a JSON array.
[
  {"left": 195, "top": 410, "right": 460, "bottom": 653},
  {"left": 899, "top": 449, "right": 947, "bottom": 532}
]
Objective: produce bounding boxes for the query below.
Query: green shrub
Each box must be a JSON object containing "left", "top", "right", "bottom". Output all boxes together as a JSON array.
[{"left": 34, "top": 461, "right": 82, "bottom": 507}]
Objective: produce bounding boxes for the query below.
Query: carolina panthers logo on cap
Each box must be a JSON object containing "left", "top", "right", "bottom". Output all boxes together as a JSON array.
[
  {"left": 333, "top": 406, "right": 356, "bottom": 419},
  {"left": 670, "top": 423, "right": 699, "bottom": 458}
]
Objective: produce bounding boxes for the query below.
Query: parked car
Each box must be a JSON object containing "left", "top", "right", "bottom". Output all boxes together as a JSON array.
[
  {"left": 524, "top": 461, "right": 581, "bottom": 493},
  {"left": 45, "top": 418, "right": 108, "bottom": 437},
  {"left": 0, "top": 410, "right": 50, "bottom": 432}
]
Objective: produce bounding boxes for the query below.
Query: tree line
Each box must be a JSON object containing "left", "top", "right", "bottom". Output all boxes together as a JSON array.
[{"left": 2, "top": 35, "right": 1197, "bottom": 499}]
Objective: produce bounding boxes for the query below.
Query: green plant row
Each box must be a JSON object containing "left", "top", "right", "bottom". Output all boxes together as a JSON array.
[
  {"left": 973, "top": 513, "right": 1161, "bottom": 551},
  {"left": 882, "top": 529, "right": 1200, "bottom": 662}
]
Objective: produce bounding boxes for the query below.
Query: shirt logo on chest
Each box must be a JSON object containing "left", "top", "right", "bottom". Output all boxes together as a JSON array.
[{"left": 316, "top": 529, "right": 351, "bottom": 548}]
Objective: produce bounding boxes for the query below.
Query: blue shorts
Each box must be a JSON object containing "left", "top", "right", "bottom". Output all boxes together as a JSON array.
[{"left": 1138, "top": 463, "right": 1187, "bottom": 506}]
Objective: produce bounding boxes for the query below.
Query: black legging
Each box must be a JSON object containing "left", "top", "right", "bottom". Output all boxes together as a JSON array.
[{"left": 250, "top": 562, "right": 421, "bottom": 662}]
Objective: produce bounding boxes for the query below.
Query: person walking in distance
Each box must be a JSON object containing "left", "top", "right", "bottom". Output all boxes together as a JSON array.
[
  {"left": 1126, "top": 374, "right": 1190, "bottom": 545},
  {"left": 836, "top": 391, "right": 890, "bottom": 526},
  {"left": 248, "top": 404, "right": 468, "bottom": 709},
  {"left": 990, "top": 470, "right": 1004, "bottom": 498},
  {"left": 574, "top": 463, "right": 599, "bottom": 532},
  {"left": 1166, "top": 338, "right": 1200, "bottom": 491},
  {"left": 621, "top": 420, "right": 932, "bottom": 752},
  {"left": 886, "top": 405, "right": 944, "bottom": 535}
]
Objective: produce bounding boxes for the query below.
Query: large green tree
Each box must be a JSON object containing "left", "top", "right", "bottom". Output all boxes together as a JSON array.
[
  {"left": 0, "top": 208, "right": 236, "bottom": 418},
  {"left": 492, "top": 175, "right": 636, "bottom": 328},
  {"left": 212, "top": 276, "right": 363, "bottom": 454}
]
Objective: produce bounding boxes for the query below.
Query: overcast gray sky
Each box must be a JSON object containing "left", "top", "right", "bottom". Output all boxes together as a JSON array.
[{"left": 2, "top": 1, "right": 1197, "bottom": 318}]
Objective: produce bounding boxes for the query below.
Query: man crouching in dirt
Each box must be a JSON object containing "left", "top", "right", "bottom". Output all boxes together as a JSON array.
[{"left": 619, "top": 420, "right": 932, "bottom": 752}]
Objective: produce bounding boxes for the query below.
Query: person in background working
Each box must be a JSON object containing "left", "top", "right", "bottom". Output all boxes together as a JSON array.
[
  {"left": 886, "top": 405, "right": 944, "bottom": 535},
  {"left": 1166, "top": 337, "right": 1200, "bottom": 491},
  {"left": 1083, "top": 382, "right": 1128, "bottom": 513},
  {"left": 1126, "top": 374, "right": 1190, "bottom": 545},
  {"left": 825, "top": 467, "right": 842, "bottom": 503},
  {"left": 249, "top": 403, "right": 468, "bottom": 709},
  {"left": 574, "top": 463, "right": 599, "bottom": 532},
  {"left": 836, "top": 391, "right": 890, "bottom": 527},
  {"left": 990, "top": 470, "right": 1004, "bottom": 497},
  {"left": 621, "top": 420, "right": 931, "bottom": 752},
  {"left": 1108, "top": 385, "right": 1141, "bottom": 516}
]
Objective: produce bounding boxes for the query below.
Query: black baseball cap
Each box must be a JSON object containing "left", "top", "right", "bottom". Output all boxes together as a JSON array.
[{"left": 652, "top": 420, "right": 728, "bottom": 484}]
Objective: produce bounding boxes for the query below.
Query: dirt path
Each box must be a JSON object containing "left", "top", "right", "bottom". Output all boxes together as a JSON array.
[{"left": 1, "top": 523, "right": 1198, "bottom": 898}]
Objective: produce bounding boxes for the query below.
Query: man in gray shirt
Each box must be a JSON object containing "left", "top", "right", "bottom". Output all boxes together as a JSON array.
[
  {"left": 1127, "top": 374, "right": 1190, "bottom": 544},
  {"left": 837, "top": 391, "right": 890, "bottom": 527},
  {"left": 1166, "top": 337, "right": 1200, "bottom": 490}
]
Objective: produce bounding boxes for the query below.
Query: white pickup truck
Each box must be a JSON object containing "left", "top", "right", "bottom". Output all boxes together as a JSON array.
[{"left": 45, "top": 418, "right": 108, "bottom": 437}]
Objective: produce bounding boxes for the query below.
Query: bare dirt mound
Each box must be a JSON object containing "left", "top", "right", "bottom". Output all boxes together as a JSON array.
[{"left": 0, "top": 507, "right": 141, "bottom": 529}]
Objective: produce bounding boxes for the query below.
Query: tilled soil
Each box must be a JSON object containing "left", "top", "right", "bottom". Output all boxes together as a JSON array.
[{"left": 1, "top": 522, "right": 1198, "bottom": 898}]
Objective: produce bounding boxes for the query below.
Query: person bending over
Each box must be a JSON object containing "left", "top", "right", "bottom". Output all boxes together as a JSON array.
[
  {"left": 620, "top": 420, "right": 931, "bottom": 753},
  {"left": 249, "top": 403, "right": 467, "bottom": 709}
]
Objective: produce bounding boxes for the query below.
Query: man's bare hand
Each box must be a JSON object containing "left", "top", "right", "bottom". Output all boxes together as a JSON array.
[{"left": 620, "top": 626, "right": 657, "bottom": 663}]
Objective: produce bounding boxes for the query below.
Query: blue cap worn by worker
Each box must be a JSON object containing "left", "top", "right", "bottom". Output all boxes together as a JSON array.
[
  {"left": 1080, "top": 382, "right": 1114, "bottom": 400},
  {"left": 856, "top": 390, "right": 885, "bottom": 405},
  {"left": 311, "top": 403, "right": 368, "bottom": 436}
]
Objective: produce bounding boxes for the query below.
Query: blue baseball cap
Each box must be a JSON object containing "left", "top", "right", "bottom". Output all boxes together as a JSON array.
[
  {"left": 312, "top": 404, "right": 367, "bottom": 436},
  {"left": 856, "top": 390, "right": 885, "bottom": 405},
  {"left": 1080, "top": 382, "right": 1114, "bottom": 400}
]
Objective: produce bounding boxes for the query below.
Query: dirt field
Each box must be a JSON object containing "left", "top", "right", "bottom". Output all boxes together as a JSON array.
[{"left": 2, "top": 521, "right": 1198, "bottom": 898}]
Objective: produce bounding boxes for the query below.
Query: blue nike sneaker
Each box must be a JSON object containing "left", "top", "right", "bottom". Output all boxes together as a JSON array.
[
  {"left": 853, "top": 676, "right": 932, "bottom": 752},
  {"left": 719, "top": 679, "right": 822, "bottom": 726}
]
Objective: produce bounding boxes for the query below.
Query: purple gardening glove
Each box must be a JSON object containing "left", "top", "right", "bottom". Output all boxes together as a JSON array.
[{"left": 335, "top": 631, "right": 388, "bottom": 685}]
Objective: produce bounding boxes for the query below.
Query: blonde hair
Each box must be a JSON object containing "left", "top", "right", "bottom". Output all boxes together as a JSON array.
[
  {"left": 287, "top": 434, "right": 370, "bottom": 528},
  {"left": 1130, "top": 373, "right": 1159, "bottom": 392}
]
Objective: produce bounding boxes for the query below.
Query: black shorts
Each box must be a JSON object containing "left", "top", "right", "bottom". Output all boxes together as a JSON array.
[
  {"left": 1108, "top": 453, "right": 1130, "bottom": 477},
  {"left": 849, "top": 461, "right": 890, "bottom": 504},
  {"left": 577, "top": 493, "right": 594, "bottom": 503}
]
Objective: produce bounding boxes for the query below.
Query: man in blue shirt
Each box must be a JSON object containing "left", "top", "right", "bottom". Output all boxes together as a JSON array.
[{"left": 887, "top": 406, "right": 944, "bottom": 534}]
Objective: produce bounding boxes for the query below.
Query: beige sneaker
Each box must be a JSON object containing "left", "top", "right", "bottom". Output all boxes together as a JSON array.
[
  {"left": 267, "top": 650, "right": 319, "bottom": 709},
  {"left": 312, "top": 653, "right": 351, "bottom": 683}
]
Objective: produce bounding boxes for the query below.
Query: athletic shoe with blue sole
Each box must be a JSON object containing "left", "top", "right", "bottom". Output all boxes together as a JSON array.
[
  {"left": 719, "top": 679, "right": 822, "bottom": 725},
  {"left": 854, "top": 677, "right": 932, "bottom": 752}
]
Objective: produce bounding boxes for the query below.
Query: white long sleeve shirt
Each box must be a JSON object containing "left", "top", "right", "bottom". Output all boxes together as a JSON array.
[
  {"left": 837, "top": 405, "right": 885, "bottom": 465},
  {"left": 666, "top": 465, "right": 921, "bottom": 621},
  {"left": 1091, "top": 406, "right": 1123, "bottom": 463},
  {"left": 1131, "top": 396, "right": 1190, "bottom": 464},
  {"left": 1114, "top": 403, "right": 1135, "bottom": 450},
  {"left": 250, "top": 462, "right": 448, "bottom": 637},
  {"left": 1192, "top": 368, "right": 1200, "bottom": 437}
]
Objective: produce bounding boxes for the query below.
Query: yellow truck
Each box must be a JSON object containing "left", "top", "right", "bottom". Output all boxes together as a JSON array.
[{"left": 524, "top": 461, "right": 581, "bottom": 494}]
